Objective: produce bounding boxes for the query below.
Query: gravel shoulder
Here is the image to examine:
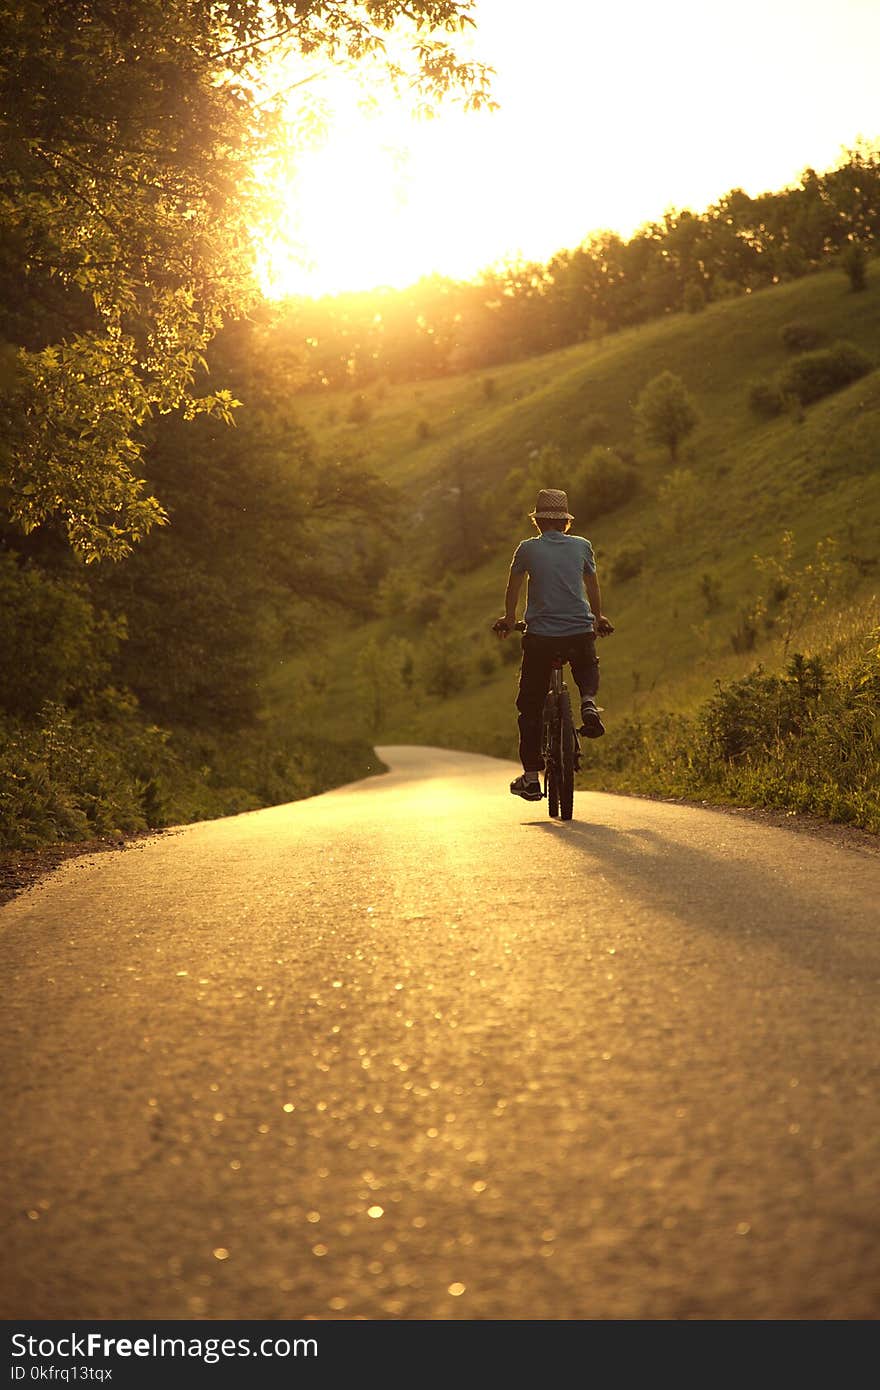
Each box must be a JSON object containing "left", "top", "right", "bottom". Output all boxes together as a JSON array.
[{"left": 0, "top": 831, "right": 166, "bottom": 909}]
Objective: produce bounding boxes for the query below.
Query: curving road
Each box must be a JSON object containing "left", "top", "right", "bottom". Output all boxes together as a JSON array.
[{"left": 1, "top": 746, "right": 879, "bottom": 1320}]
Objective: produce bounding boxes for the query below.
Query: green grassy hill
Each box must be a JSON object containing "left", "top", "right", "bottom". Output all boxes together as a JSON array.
[{"left": 271, "top": 262, "right": 880, "bottom": 819}]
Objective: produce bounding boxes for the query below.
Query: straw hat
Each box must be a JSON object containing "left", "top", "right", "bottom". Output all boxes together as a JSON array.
[{"left": 530, "top": 488, "right": 574, "bottom": 520}]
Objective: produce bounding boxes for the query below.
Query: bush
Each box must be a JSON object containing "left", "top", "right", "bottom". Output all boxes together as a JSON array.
[
  {"left": 633, "top": 370, "right": 699, "bottom": 461},
  {"left": 418, "top": 628, "right": 469, "bottom": 698},
  {"left": 347, "top": 393, "right": 372, "bottom": 424},
  {"left": 477, "top": 648, "right": 499, "bottom": 679},
  {"left": 582, "top": 412, "right": 610, "bottom": 443},
  {"left": 780, "top": 321, "right": 823, "bottom": 352},
  {"left": 778, "top": 340, "right": 873, "bottom": 405},
  {"left": 405, "top": 586, "right": 446, "bottom": 625},
  {"left": 570, "top": 446, "right": 639, "bottom": 523},
  {"left": 699, "top": 572, "right": 722, "bottom": 614},
  {"left": 610, "top": 545, "right": 646, "bottom": 584},
  {"left": 416, "top": 418, "right": 431, "bottom": 441},
  {"left": 748, "top": 380, "right": 786, "bottom": 418},
  {"left": 585, "top": 630, "right": 880, "bottom": 831},
  {"left": 841, "top": 242, "right": 868, "bottom": 292},
  {"left": 683, "top": 281, "right": 705, "bottom": 314},
  {"left": 0, "top": 555, "right": 123, "bottom": 717}
]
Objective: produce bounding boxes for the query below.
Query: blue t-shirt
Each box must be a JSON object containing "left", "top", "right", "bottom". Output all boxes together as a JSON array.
[{"left": 510, "top": 532, "right": 596, "bottom": 636}]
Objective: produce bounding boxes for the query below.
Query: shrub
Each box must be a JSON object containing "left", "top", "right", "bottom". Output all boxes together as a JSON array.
[
  {"left": 586, "top": 629, "right": 880, "bottom": 831},
  {"left": 656, "top": 468, "right": 699, "bottom": 533},
  {"left": 699, "top": 572, "right": 722, "bottom": 614},
  {"left": 610, "top": 545, "right": 646, "bottom": 584},
  {"left": 780, "top": 321, "right": 823, "bottom": 352},
  {"left": 405, "top": 586, "right": 446, "bottom": 626},
  {"left": 683, "top": 281, "right": 706, "bottom": 314},
  {"left": 841, "top": 242, "right": 868, "bottom": 292},
  {"left": 477, "top": 649, "right": 499, "bottom": 679},
  {"left": 347, "top": 393, "right": 372, "bottom": 424},
  {"left": 778, "top": 340, "right": 873, "bottom": 405},
  {"left": 419, "top": 628, "right": 469, "bottom": 698},
  {"left": 633, "top": 370, "right": 699, "bottom": 461},
  {"left": 0, "top": 555, "right": 123, "bottom": 717},
  {"left": 582, "top": 412, "right": 610, "bottom": 444},
  {"left": 730, "top": 604, "right": 762, "bottom": 653},
  {"left": 748, "top": 380, "right": 786, "bottom": 418},
  {"left": 416, "top": 418, "right": 431, "bottom": 441},
  {"left": 570, "top": 446, "right": 639, "bottom": 523}
]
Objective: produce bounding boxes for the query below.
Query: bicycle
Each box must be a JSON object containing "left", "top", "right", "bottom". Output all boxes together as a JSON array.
[{"left": 492, "top": 619, "right": 582, "bottom": 821}]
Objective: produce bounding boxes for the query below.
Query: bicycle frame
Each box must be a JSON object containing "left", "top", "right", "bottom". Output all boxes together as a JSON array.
[{"left": 541, "top": 655, "right": 580, "bottom": 820}]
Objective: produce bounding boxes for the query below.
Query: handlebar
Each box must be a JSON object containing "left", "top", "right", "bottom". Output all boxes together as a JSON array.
[{"left": 492, "top": 618, "right": 614, "bottom": 636}]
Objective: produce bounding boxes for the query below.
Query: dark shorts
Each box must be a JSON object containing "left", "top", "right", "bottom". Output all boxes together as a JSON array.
[{"left": 515, "top": 631, "right": 599, "bottom": 772}]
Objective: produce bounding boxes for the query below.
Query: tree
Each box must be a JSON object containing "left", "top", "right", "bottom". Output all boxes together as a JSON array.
[
  {"left": 841, "top": 242, "right": 868, "bottom": 292},
  {"left": 633, "top": 371, "right": 699, "bottom": 461},
  {"left": 0, "top": 2, "right": 492, "bottom": 561},
  {"left": 89, "top": 314, "right": 399, "bottom": 729}
]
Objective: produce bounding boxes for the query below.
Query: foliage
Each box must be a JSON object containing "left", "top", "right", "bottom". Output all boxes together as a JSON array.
[
  {"left": 0, "top": 696, "right": 379, "bottom": 850},
  {"left": 633, "top": 370, "right": 699, "bottom": 461},
  {"left": 0, "top": 0, "right": 491, "bottom": 560},
  {"left": 753, "top": 531, "right": 847, "bottom": 656},
  {"left": 569, "top": 446, "right": 639, "bottom": 522},
  {"left": 748, "top": 379, "right": 786, "bottom": 418},
  {"left": 683, "top": 280, "right": 706, "bottom": 314},
  {"left": 841, "top": 241, "right": 868, "bottom": 291},
  {"left": 777, "top": 340, "right": 873, "bottom": 405},
  {"left": 699, "top": 572, "right": 722, "bottom": 614},
  {"left": 586, "top": 631, "right": 880, "bottom": 832},
  {"left": 418, "top": 627, "right": 469, "bottom": 697},
  {"left": 348, "top": 393, "right": 373, "bottom": 424},
  {"left": 86, "top": 315, "right": 397, "bottom": 727},
  {"left": 0, "top": 552, "right": 123, "bottom": 716},
  {"left": 780, "top": 321, "right": 823, "bottom": 352},
  {"left": 656, "top": 467, "right": 700, "bottom": 533},
  {"left": 356, "top": 636, "right": 414, "bottom": 734},
  {"left": 609, "top": 544, "right": 646, "bottom": 584}
]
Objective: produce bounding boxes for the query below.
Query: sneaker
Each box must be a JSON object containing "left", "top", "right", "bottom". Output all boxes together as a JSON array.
[
  {"left": 510, "top": 774, "right": 543, "bottom": 801},
  {"left": 579, "top": 699, "right": 605, "bottom": 738}
]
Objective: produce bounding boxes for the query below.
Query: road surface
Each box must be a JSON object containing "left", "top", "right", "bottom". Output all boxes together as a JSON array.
[{"left": 1, "top": 747, "right": 878, "bottom": 1320}]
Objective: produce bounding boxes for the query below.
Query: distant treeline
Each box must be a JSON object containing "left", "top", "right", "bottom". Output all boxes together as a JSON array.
[{"left": 279, "top": 142, "right": 880, "bottom": 389}]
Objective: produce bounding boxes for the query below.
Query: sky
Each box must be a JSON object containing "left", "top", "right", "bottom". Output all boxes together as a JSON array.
[{"left": 257, "top": 0, "right": 880, "bottom": 298}]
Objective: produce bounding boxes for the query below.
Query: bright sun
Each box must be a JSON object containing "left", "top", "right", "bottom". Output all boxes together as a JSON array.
[{"left": 257, "top": 94, "right": 511, "bottom": 299}]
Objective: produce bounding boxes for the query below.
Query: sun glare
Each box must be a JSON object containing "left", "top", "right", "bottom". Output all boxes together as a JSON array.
[
  {"left": 258, "top": 97, "right": 517, "bottom": 299},
  {"left": 255, "top": 0, "right": 880, "bottom": 301}
]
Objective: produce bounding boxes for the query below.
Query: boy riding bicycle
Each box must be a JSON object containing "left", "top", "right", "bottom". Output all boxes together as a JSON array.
[{"left": 494, "top": 488, "right": 613, "bottom": 801}]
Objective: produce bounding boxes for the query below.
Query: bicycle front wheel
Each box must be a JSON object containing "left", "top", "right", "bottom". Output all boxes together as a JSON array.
[
  {"left": 542, "top": 697, "right": 559, "bottom": 818},
  {"left": 558, "top": 691, "right": 575, "bottom": 821},
  {"left": 546, "top": 751, "right": 560, "bottom": 818}
]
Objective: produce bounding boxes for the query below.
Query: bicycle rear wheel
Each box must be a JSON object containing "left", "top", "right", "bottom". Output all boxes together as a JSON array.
[{"left": 558, "top": 691, "right": 575, "bottom": 821}]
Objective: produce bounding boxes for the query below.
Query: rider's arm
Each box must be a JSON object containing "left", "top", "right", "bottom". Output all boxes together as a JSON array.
[
  {"left": 503, "top": 568, "right": 525, "bottom": 627},
  {"left": 584, "top": 568, "right": 606, "bottom": 628}
]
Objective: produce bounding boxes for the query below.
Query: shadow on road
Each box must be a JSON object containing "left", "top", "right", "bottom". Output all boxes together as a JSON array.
[{"left": 521, "top": 816, "right": 880, "bottom": 989}]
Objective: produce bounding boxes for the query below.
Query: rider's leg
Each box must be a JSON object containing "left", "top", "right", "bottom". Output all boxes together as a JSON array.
[
  {"left": 515, "top": 634, "right": 554, "bottom": 773},
  {"left": 567, "top": 632, "right": 599, "bottom": 700},
  {"left": 567, "top": 633, "right": 605, "bottom": 737}
]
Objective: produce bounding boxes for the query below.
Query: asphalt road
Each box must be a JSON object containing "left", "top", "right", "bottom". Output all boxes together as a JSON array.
[{"left": 2, "top": 746, "right": 879, "bottom": 1321}]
